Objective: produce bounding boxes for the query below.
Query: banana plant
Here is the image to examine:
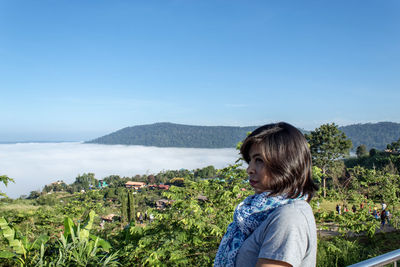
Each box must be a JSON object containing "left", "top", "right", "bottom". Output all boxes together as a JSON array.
[
  {"left": 0, "top": 216, "right": 49, "bottom": 266},
  {"left": 55, "top": 210, "right": 118, "bottom": 266},
  {"left": 63, "top": 210, "right": 111, "bottom": 251}
]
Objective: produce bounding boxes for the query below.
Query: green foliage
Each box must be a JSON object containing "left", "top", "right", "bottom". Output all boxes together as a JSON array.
[
  {"left": 317, "top": 231, "right": 400, "bottom": 267},
  {"left": 56, "top": 191, "right": 105, "bottom": 220},
  {"left": 169, "top": 177, "right": 185, "bottom": 186},
  {"left": 85, "top": 122, "right": 400, "bottom": 150},
  {"left": 345, "top": 151, "right": 400, "bottom": 174},
  {"left": 306, "top": 123, "right": 352, "bottom": 197},
  {"left": 0, "top": 175, "right": 14, "bottom": 198},
  {"left": 156, "top": 169, "right": 193, "bottom": 183},
  {"left": 356, "top": 144, "right": 369, "bottom": 158},
  {"left": 317, "top": 237, "right": 369, "bottom": 267},
  {"left": 67, "top": 173, "right": 98, "bottom": 193},
  {"left": 27, "top": 191, "right": 41, "bottom": 199},
  {"left": 86, "top": 122, "right": 257, "bottom": 148},
  {"left": 337, "top": 209, "right": 380, "bottom": 238},
  {"left": 119, "top": 164, "right": 251, "bottom": 266},
  {"left": 346, "top": 166, "right": 400, "bottom": 205},
  {"left": 2, "top": 137, "right": 400, "bottom": 267},
  {"left": 0, "top": 211, "right": 117, "bottom": 266},
  {"left": 42, "top": 181, "right": 68, "bottom": 194},
  {"left": 340, "top": 122, "right": 400, "bottom": 151},
  {"left": 49, "top": 211, "right": 117, "bottom": 266},
  {"left": 63, "top": 211, "right": 111, "bottom": 251},
  {"left": 387, "top": 137, "right": 400, "bottom": 151},
  {"left": 119, "top": 190, "right": 128, "bottom": 225},
  {"left": 306, "top": 123, "right": 353, "bottom": 172},
  {"left": 55, "top": 233, "right": 118, "bottom": 267},
  {"left": 312, "top": 166, "right": 323, "bottom": 184},
  {"left": 193, "top": 165, "right": 217, "bottom": 179},
  {"left": 35, "top": 194, "right": 59, "bottom": 206},
  {"left": 100, "top": 175, "right": 121, "bottom": 188},
  {"left": 0, "top": 216, "right": 50, "bottom": 266},
  {"left": 127, "top": 191, "right": 135, "bottom": 223}
]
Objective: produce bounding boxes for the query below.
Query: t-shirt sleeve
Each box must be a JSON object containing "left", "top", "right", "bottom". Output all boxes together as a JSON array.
[{"left": 257, "top": 206, "right": 309, "bottom": 267}]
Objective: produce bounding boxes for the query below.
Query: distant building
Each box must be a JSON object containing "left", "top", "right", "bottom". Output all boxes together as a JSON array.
[
  {"left": 101, "top": 213, "right": 118, "bottom": 222},
  {"left": 385, "top": 149, "right": 399, "bottom": 154},
  {"left": 148, "top": 184, "right": 170, "bottom": 190},
  {"left": 98, "top": 180, "right": 108, "bottom": 189},
  {"left": 155, "top": 199, "right": 173, "bottom": 209},
  {"left": 158, "top": 184, "right": 170, "bottom": 190},
  {"left": 125, "top": 181, "right": 146, "bottom": 190}
]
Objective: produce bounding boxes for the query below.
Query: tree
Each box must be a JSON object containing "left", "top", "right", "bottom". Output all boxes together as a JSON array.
[
  {"left": 170, "top": 177, "right": 185, "bottom": 187},
  {"left": 128, "top": 191, "right": 135, "bottom": 223},
  {"left": 194, "top": 165, "right": 217, "bottom": 179},
  {"left": 72, "top": 173, "right": 98, "bottom": 192},
  {"left": 119, "top": 164, "right": 252, "bottom": 266},
  {"left": 305, "top": 123, "right": 352, "bottom": 197},
  {"left": 27, "top": 190, "right": 41, "bottom": 199},
  {"left": 120, "top": 191, "right": 128, "bottom": 226},
  {"left": 356, "top": 145, "right": 368, "bottom": 158},
  {"left": 0, "top": 175, "right": 14, "bottom": 198},
  {"left": 387, "top": 138, "right": 400, "bottom": 152},
  {"left": 147, "top": 175, "right": 156, "bottom": 184}
]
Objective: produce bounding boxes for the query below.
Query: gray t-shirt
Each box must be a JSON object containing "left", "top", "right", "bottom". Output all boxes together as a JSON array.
[{"left": 235, "top": 200, "right": 317, "bottom": 267}]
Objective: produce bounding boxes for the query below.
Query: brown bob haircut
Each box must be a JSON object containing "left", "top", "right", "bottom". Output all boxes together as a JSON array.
[{"left": 240, "top": 122, "right": 318, "bottom": 201}]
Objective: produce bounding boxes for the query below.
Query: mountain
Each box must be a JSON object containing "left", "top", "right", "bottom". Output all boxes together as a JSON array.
[
  {"left": 86, "top": 122, "right": 400, "bottom": 150},
  {"left": 85, "top": 122, "right": 257, "bottom": 148},
  {"left": 339, "top": 122, "right": 400, "bottom": 150}
]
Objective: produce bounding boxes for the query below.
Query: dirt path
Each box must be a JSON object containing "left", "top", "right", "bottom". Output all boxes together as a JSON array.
[{"left": 317, "top": 224, "right": 398, "bottom": 237}]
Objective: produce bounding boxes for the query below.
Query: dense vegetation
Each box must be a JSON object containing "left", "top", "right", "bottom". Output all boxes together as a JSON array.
[
  {"left": 86, "top": 122, "right": 400, "bottom": 151},
  {"left": 2, "top": 123, "right": 400, "bottom": 266},
  {"left": 85, "top": 122, "right": 257, "bottom": 148},
  {"left": 339, "top": 122, "right": 400, "bottom": 150}
]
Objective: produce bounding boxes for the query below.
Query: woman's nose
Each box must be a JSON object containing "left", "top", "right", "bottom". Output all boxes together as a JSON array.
[{"left": 247, "top": 162, "right": 255, "bottom": 174}]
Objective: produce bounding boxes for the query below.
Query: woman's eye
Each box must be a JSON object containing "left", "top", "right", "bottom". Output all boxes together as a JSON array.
[{"left": 255, "top": 158, "right": 263, "bottom": 163}]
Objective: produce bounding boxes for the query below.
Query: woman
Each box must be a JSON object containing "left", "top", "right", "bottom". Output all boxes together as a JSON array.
[{"left": 214, "top": 122, "right": 318, "bottom": 267}]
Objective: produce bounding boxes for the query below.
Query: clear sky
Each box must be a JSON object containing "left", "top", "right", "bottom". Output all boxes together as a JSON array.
[{"left": 1, "top": 0, "right": 399, "bottom": 141}]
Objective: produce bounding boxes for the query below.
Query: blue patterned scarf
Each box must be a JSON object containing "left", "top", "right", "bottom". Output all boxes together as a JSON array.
[{"left": 214, "top": 192, "right": 306, "bottom": 267}]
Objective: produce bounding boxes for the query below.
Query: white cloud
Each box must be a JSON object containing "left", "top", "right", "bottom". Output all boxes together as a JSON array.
[{"left": 0, "top": 143, "right": 239, "bottom": 198}]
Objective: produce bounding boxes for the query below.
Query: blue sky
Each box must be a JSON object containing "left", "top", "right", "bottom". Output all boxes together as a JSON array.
[{"left": 0, "top": 0, "right": 399, "bottom": 141}]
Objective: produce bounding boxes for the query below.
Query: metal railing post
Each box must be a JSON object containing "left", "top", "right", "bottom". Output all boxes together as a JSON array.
[{"left": 348, "top": 249, "right": 400, "bottom": 267}]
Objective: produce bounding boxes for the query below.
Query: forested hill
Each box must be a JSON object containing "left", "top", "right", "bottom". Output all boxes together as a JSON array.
[
  {"left": 86, "top": 123, "right": 258, "bottom": 148},
  {"left": 339, "top": 122, "right": 400, "bottom": 150},
  {"left": 86, "top": 122, "right": 400, "bottom": 149}
]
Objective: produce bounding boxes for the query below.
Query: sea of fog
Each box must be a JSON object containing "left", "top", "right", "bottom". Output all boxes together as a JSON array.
[{"left": 0, "top": 142, "right": 240, "bottom": 199}]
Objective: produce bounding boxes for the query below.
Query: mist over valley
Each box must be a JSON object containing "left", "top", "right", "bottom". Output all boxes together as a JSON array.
[{"left": 0, "top": 142, "right": 238, "bottom": 198}]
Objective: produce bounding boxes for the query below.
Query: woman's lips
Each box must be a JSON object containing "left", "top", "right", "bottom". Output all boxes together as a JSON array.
[{"left": 249, "top": 180, "right": 258, "bottom": 187}]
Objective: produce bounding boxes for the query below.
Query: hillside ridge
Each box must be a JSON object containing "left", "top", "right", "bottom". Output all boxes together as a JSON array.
[{"left": 86, "top": 122, "right": 400, "bottom": 150}]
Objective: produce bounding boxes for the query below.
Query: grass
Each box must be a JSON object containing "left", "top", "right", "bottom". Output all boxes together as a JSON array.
[
  {"left": 316, "top": 199, "right": 400, "bottom": 213},
  {"left": 317, "top": 230, "right": 400, "bottom": 267},
  {"left": 0, "top": 202, "right": 40, "bottom": 212}
]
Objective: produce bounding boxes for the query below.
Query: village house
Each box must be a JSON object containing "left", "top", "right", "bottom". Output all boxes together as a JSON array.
[
  {"left": 158, "top": 184, "right": 170, "bottom": 190},
  {"left": 155, "top": 199, "right": 172, "bottom": 209},
  {"left": 125, "top": 181, "right": 146, "bottom": 190},
  {"left": 148, "top": 184, "right": 170, "bottom": 190},
  {"left": 101, "top": 213, "right": 118, "bottom": 222}
]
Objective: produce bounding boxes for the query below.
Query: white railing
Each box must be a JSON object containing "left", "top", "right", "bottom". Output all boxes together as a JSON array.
[{"left": 348, "top": 248, "right": 400, "bottom": 267}]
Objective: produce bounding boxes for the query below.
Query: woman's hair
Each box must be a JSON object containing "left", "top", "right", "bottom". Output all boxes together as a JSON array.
[{"left": 240, "top": 122, "right": 318, "bottom": 201}]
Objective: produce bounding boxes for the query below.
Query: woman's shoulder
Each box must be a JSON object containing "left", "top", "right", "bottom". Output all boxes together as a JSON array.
[
  {"left": 274, "top": 199, "right": 312, "bottom": 213},
  {"left": 267, "top": 200, "right": 315, "bottom": 227}
]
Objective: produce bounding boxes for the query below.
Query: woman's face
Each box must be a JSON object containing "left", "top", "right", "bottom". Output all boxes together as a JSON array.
[{"left": 247, "top": 144, "right": 270, "bottom": 194}]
